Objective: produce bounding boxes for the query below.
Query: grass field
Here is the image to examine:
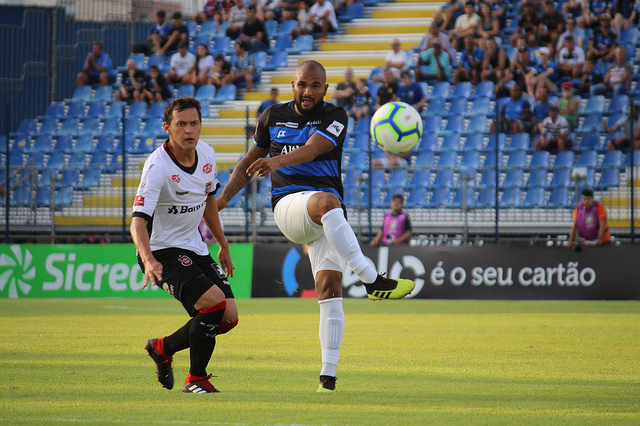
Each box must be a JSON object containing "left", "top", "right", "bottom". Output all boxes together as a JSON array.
[{"left": 1, "top": 298, "right": 639, "bottom": 425}]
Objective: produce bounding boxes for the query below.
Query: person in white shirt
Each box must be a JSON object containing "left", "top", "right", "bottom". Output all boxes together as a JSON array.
[
  {"left": 183, "top": 43, "right": 215, "bottom": 86},
  {"left": 556, "top": 14, "right": 585, "bottom": 50},
  {"left": 557, "top": 35, "right": 585, "bottom": 79},
  {"left": 450, "top": 1, "right": 480, "bottom": 50},
  {"left": 535, "top": 104, "right": 573, "bottom": 152},
  {"left": 165, "top": 41, "right": 197, "bottom": 85},
  {"left": 308, "top": 0, "right": 338, "bottom": 41},
  {"left": 131, "top": 96, "right": 237, "bottom": 394},
  {"left": 372, "top": 38, "right": 411, "bottom": 83}
]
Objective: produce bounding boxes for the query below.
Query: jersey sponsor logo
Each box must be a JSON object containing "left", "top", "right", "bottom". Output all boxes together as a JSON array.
[
  {"left": 134, "top": 195, "right": 145, "bottom": 206},
  {"left": 203, "top": 163, "right": 213, "bottom": 174},
  {"left": 206, "top": 182, "right": 212, "bottom": 193},
  {"left": 167, "top": 203, "right": 206, "bottom": 215},
  {"left": 172, "top": 174, "right": 180, "bottom": 183},
  {"left": 168, "top": 206, "right": 179, "bottom": 214},
  {"left": 326, "top": 120, "right": 345, "bottom": 137},
  {"left": 276, "top": 121, "right": 299, "bottom": 128},
  {"left": 280, "top": 145, "right": 300, "bottom": 155},
  {"left": 175, "top": 191, "right": 189, "bottom": 196},
  {"left": 178, "top": 255, "right": 193, "bottom": 267},
  {"left": 277, "top": 130, "right": 287, "bottom": 138}
]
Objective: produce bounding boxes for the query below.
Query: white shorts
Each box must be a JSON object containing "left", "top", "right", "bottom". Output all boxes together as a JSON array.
[{"left": 273, "top": 191, "right": 346, "bottom": 278}]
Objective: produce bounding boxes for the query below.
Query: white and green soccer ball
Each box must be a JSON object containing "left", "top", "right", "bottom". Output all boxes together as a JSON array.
[{"left": 370, "top": 101, "right": 423, "bottom": 154}]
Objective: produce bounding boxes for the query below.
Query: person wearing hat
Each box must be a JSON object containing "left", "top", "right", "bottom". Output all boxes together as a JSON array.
[
  {"left": 567, "top": 188, "right": 611, "bottom": 248},
  {"left": 535, "top": 104, "right": 573, "bottom": 152},
  {"left": 557, "top": 81, "right": 580, "bottom": 129},
  {"left": 603, "top": 101, "right": 640, "bottom": 151},
  {"left": 165, "top": 41, "right": 197, "bottom": 85},
  {"left": 586, "top": 13, "right": 617, "bottom": 62},
  {"left": 157, "top": 11, "right": 189, "bottom": 56},
  {"left": 557, "top": 35, "right": 585, "bottom": 79},
  {"left": 526, "top": 46, "right": 559, "bottom": 96}
]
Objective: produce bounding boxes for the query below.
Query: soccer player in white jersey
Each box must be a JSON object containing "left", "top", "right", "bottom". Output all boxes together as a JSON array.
[
  {"left": 216, "top": 60, "right": 415, "bottom": 393},
  {"left": 131, "top": 96, "right": 238, "bottom": 394}
]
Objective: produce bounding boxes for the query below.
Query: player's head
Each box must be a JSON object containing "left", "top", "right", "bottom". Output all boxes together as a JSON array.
[
  {"left": 581, "top": 187, "right": 594, "bottom": 209},
  {"left": 391, "top": 194, "right": 404, "bottom": 213},
  {"left": 164, "top": 95, "right": 202, "bottom": 125},
  {"left": 292, "top": 60, "right": 328, "bottom": 115},
  {"left": 163, "top": 96, "right": 202, "bottom": 152}
]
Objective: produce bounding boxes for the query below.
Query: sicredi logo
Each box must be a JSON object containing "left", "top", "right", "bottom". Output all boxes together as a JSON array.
[{"left": 0, "top": 245, "right": 35, "bottom": 298}]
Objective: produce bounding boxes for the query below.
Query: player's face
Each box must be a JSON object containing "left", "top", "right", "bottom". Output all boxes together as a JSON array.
[
  {"left": 292, "top": 66, "right": 328, "bottom": 115},
  {"left": 582, "top": 195, "right": 594, "bottom": 210},
  {"left": 164, "top": 108, "right": 201, "bottom": 153}
]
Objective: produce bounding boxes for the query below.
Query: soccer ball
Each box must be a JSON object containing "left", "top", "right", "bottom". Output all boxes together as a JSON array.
[{"left": 370, "top": 102, "right": 423, "bottom": 154}]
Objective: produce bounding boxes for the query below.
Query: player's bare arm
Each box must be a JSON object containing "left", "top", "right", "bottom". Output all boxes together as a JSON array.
[
  {"left": 130, "top": 216, "right": 163, "bottom": 288},
  {"left": 203, "top": 195, "right": 234, "bottom": 277},
  {"left": 217, "top": 144, "right": 269, "bottom": 210},
  {"left": 247, "top": 133, "right": 335, "bottom": 178}
]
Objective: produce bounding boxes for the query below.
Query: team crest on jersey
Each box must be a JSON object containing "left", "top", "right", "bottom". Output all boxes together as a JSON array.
[
  {"left": 178, "top": 255, "right": 193, "bottom": 267},
  {"left": 134, "top": 195, "right": 144, "bottom": 206},
  {"left": 206, "top": 182, "right": 212, "bottom": 193},
  {"left": 327, "top": 120, "right": 345, "bottom": 137},
  {"left": 172, "top": 174, "right": 180, "bottom": 183},
  {"left": 203, "top": 163, "right": 213, "bottom": 174}
]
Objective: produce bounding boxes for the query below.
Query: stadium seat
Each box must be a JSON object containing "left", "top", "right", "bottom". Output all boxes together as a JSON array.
[
  {"left": 624, "top": 150, "right": 640, "bottom": 166},
  {"left": 483, "top": 133, "right": 507, "bottom": 154},
  {"left": 199, "top": 21, "right": 218, "bottom": 38},
  {"left": 287, "top": 34, "right": 313, "bottom": 54},
  {"left": 416, "top": 131, "right": 437, "bottom": 152},
  {"left": 406, "top": 184, "right": 428, "bottom": 208},
  {"left": 254, "top": 50, "right": 268, "bottom": 70},
  {"left": 46, "top": 151, "right": 66, "bottom": 173},
  {"left": 441, "top": 114, "right": 464, "bottom": 135},
  {"left": 134, "top": 134, "right": 157, "bottom": 154},
  {"left": 452, "top": 186, "right": 475, "bottom": 208},
  {"left": 451, "top": 81, "right": 472, "bottom": 99},
  {"left": 265, "top": 19, "right": 278, "bottom": 40},
  {"left": 263, "top": 50, "right": 288, "bottom": 71},
  {"left": 215, "top": 20, "right": 230, "bottom": 38},
  {"left": 31, "top": 135, "right": 53, "bottom": 154},
  {"left": 95, "top": 134, "right": 116, "bottom": 154},
  {"left": 175, "top": 84, "right": 195, "bottom": 99},
  {"left": 78, "top": 167, "right": 102, "bottom": 190},
  {"left": 596, "top": 150, "right": 623, "bottom": 190},
  {"left": 386, "top": 168, "right": 409, "bottom": 192},
  {"left": 429, "top": 186, "right": 451, "bottom": 207},
  {"left": 422, "top": 116, "right": 442, "bottom": 135},
  {"left": 605, "top": 95, "right": 629, "bottom": 116},
  {"left": 57, "top": 117, "right": 80, "bottom": 137},
  {"left": 479, "top": 151, "right": 504, "bottom": 188},
  {"left": 53, "top": 135, "right": 74, "bottom": 156},
  {"left": 575, "top": 129, "right": 601, "bottom": 152},
  {"left": 146, "top": 101, "right": 167, "bottom": 119},
  {"left": 413, "top": 150, "right": 435, "bottom": 168},
  {"left": 467, "top": 96, "right": 491, "bottom": 117},
  {"left": 68, "top": 151, "right": 87, "bottom": 168},
  {"left": 100, "top": 117, "right": 121, "bottom": 136},
  {"left": 128, "top": 101, "right": 148, "bottom": 119},
  {"left": 438, "top": 132, "right": 461, "bottom": 152},
  {"left": 86, "top": 101, "right": 107, "bottom": 119},
  {"left": 79, "top": 117, "right": 100, "bottom": 135},
  {"left": 526, "top": 151, "right": 551, "bottom": 188},
  {"left": 459, "top": 149, "right": 480, "bottom": 181},
  {"left": 92, "top": 85, "right": 113, "bottom": 104},
  {"left": 36, "top": 118, "right": 59, "bottom": 136},
  {"left": 429, "top": 150, "right": 457, "bottom": 190},
  {"left": 212, "top": 36, "right": 231, "bottom": 54},
  {"left": 346, "top": 133, "right": 370, "bottom": 153},
  {"left": 579, "top": 112, "right": 603, "bottom": 133},
  {"left": 509, "top": 132, "right": 531, "bottom": 152},
  {"left": 106, "top": 101, "right": 125, "bottom": 119},
  {"left": 277, "top": 20, "right": 298, "bottom": 38},
  {"left": 581, "top": 95, "right": 605, "bottom": 116},
  {"left": 38, "top": 102, "right": 65, "bottom": 120},
  {"left": 74, "top": 134, "right": 94, "bottom": 153},
  {"left": 186, "top": 20, "right": 198, "bottom": 38},
  {"left": 430, "top": 81, "right": 450, "bottom": 99},
  {"left": 548, "top": 151, "right": 575, "bottom": 190},
  {"left": 466, "top": 114, "right": 488, "bottom": 134},
  {"left": 347, "top": 150, "right": 368, "bottom": 170},
  {"left": 501, "top": 149, "right": 527, "bottom": 189},
  {"left": 195, "top": 84, "right": 216, "bottom": 103},
  {"left": 269, "top": 34, "right": 293, "bottom": 54},
  {"left": 472, "top": 81, "right": 494, "bottom": 99},
  {"left": 61, "top": 169, "right": 80, "bottom": 188},
  {"left": 476, "top": 185, "right": 496, "bottom": 208},
  {"left": 26, "top": 152, "right": 45, "bottom": 168},
  {"left": 522, "top": 187, "right": 546, "bottom": 208},
  {"left": 462, "top": 132, "right": 483, "bottom": 152},
  {"left": 424, "top": 97, "right": 446, "bottom": 118},
  {"left": 13, "top": 118, "right": 38, "bottom": 137},
  {"left": 145, "top": 53, "right": 167, "bottom": 73},
  {"left": 546, "top": 185, "right": 571, "bottom": 208},
  {"left": 212, "top": 84, "right": 237, "bottom": 103},
  {"left": 447, "top": 97, "right": 468, "bottom": 117},
  {"left": 139, "top": 117, "right": 165, "bottom": 138},
  {"left": 124, "top": 117, "right": 142, "bottom": 135},
  {"left": 338, "top": 1, "right": 364, "bottom": 22},
  {"left": 88, "top": 150, "right": 109, "bottom": 171},
  {"left": 65, "top": 86, "right": 92, "bottom": 103},
  {"left": 618, "top": 27, "right": 639, "bottom": 45},
  {"left": 500, "top": 186, "right": 523, "bottom": 208}
]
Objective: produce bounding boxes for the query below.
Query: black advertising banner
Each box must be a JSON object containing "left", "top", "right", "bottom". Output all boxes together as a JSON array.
[{"left": 252, "top": 244, "right": 640, "bottom": 300}]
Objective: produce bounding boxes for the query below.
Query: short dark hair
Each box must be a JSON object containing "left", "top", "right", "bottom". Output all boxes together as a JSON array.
[
  {"left": 247, "top": 4, "right": 257, "bottom": 12},
  {"left": 392, "top": 194, "right": 405, "bottom": 202},
  {"left": 582, "top": 187, "right": 594, "bottom": 197},
  {"left": 157, "top": 10, "right": 166, "bottom": 18},
  {"left": 214, "top": 52, "right": 225, "bottom": 61},
  {"left": 149, "top": 64, "right": 160, "bottom": 71},
  {"left": 164, "top": 96, "right": 201, "bottom": 125},
  {"left": 172, "top": 11, "right": 182, "bottom": 20}
]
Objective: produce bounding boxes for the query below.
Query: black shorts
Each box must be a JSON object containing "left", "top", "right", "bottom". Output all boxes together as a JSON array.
[{"left": 139, "top": 248, "right": 234, "bottom": 316}]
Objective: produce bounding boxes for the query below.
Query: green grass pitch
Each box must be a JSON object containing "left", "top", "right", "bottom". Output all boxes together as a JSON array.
[{"left": 1, "top": 298, "right": 639, "bottom": 425}]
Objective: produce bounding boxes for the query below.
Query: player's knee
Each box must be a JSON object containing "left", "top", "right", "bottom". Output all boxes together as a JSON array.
[
  {"left": 218, "top": 317, "right": 238, "bottom": 334},
  {"left": 311, "top": 192, "right": 341, "bottom": 215}
]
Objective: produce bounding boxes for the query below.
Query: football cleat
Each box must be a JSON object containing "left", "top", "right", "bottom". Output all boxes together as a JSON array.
[
  {"left": 365, "top": 274, "right": 415, "bottom": 300},
  {"left": 183, "top": 373, "right": 220, "bottom": 393},
  {"left": 145, "top": 338, "right": 174, "bottom": 390},
  {"left": 317, "top": 375, "right": 337, "bottom": 393}
]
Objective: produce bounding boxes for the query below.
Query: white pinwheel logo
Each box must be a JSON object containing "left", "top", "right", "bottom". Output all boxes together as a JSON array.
[{"left": 0, "top": 245, "right": 35, "bottom": 298}]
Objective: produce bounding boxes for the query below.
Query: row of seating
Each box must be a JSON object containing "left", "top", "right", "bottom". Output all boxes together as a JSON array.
[{"left": 4, "top": 133, "right": 156, "bottom": 156}]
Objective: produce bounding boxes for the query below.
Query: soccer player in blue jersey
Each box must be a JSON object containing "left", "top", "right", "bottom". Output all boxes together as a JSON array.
[{"left": 217, "top": 60, "right": 415, "bottom": 393}]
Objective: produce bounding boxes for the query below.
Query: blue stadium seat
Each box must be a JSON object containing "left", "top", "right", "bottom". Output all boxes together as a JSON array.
[
  {"left": 546, "top": 185, "right": 571, "bottom": 208},
  {"left": 452, "top": 186, "right": 475, "bottom": 208},
  {"left": 99, "top": 116, "right": 119, "bottom": 139},
  {"left": 624, "top": 150, "right": 640, "bottom": 166},
  {"left": 57, "top": 117, "right": 80, "bottom": 137},
  {"left": 146, "top": 101, "right": 167, "bottom": 119},
  {"left": 80, "top": 117, "right": 100, "bottom": 135},
  {"left": 386, "top": 168, "right": 409, "bottom": 192},
  {"left": 467, "top": 96, "right": 491, "bottom": 117},
  {"left": 581, "top": 95, "right": 605, "bottom": 116},
  {"left": 8, "top": 151, "right": 24, "bottom": 168},
  {"left": 509, "top": 132, "right": 530, "bottom": 152},
  {"left": 265, "top": 20, "right": 278, "bottom": 40},
  {"left": 106, "top": 101, "right": 125, "bottom": 119},
  {"left": 462, "top": 132, "right": 483, "bottom": 152},
  {"left": 430, "top": 81, "right": 450, "bottom": 99},
  {"left": 37, "top": 187, "right": 74, "bottom": 208},
  {"left": 277, "top": 20, "right": 298, "bottom": 37},
  {"left": 78, "top": 167, "right": 102, "bottom": 190},
  {"left": 619, "top": 27, "right": 639, "bottom": 45},
  {"left": 26, "top": 152, "right": 45, "bottom": 168},
  {"left": 347, "top": 133, "right": 370, "bottom": 153},
  {"left": 191, "top": 36, "right": 212, "bottom": 54},
  {"left": 522, "top": 187, "right": 546, "bottom": 208},
  {"left": 347, "top": 150, "right": 368, "bottom": 170},
  {"left": 36, "top": 118, "right": 59, "bottom": 136},
  {"left": 134, "top": 134, "right": 157, "bottom": 154},
  {"left": 548, "top": 151, "right": 575, "bottom": 189},
  {"left": 500, "top": 186, "right": 523, "bottom": 208},
  {"left": 145, "top": 53, "right": 167, "bottom": 73},
  {"left": 424, "top": 97, "right": 446, "bottom": 118},
  {"left": 128, "top": 101, "right": 148, "bottom": 119},
  {"left": 479, "top": 150, "right": 504, "bottom": 188},
  {"left": 139, "top": 117, "right": 165, "bottom": 138},
  {"left": 92, "top": 85, "right": 113, "bottom": 104},
  {"left": 429, "top": 150, "right": 457, "bottom": 190},
  {"left": 86, "top": 101, "right": 107, "bottom": 119},
  {"left": 595, "top": 150, "right": 623, "bottom": 190},
  {"left": 526, "top": 151, "right": 551, "bottom": 188},
  {"left": 416, "top": 131, "right": 437, "bottom": 152},
  {"left": 38, "top": 168, "right": 56, "bottom": 188},
  {"left": 95, "top": 134, "right": 116, "bottom": 154},
  {"left": 476, "top": 185, "right": 496, "bottom": 208},
  {"left": 124, "top": 117, "right": 142, "bottom": 135},
  {"left": 409, "top": 169, "right": 430, "bottom": 189},
  {"left": 422, "top": 115, "right": 442, "bottom": 135},
  {"left": 429, "top": 186, "right": 452, "bottom": 207},
  {"left": 65, "top": 86, "right": 92, "bottom": 103},
  {"left": 212, "top": 84, "right": 237, "bottom": 103},
  {"left": 605, "top": 95, "right": 629, "bottom": 116},
  {"left": 442, "top": 114, "right": 464, "bottom": 134},
  {"left": 466, "top": 114, "right": 488, "bottom": 134},
  {"left": 269, "top": 34, "right": 293, "bottom": 54},
  {"left": 174, "top": 84, "right": 195, "bottom": 99},
  {"left": 212, "top": 36, "right": 231, "bottom": 54},
  {"left": 406, "top": 184, "right": 428, "bottom": 208},
  {"left": 46, "top": 151, "right": 66, "bottom": 173},
  {"left": 579, "top": 112, "right": 603, "bottom": 133},
  {"left": 263, "top": 50, "right": 288, "bottom": 71},
  {"left": 31, "top": 135, "right": 53, "bottom": 154},
  {"left": 483, "top": 132, "right": 507, "bottom": 153},
  {"left": 438, "top": 132, "right": 461, "bottom": 152},
  {"left": 472, "top": 81, "right": 494, "bottom": 99},
  {"left": 74, "top": 134, "right": 94, "bottom": 153},
  {"left": 215, "top": 20, "right": 230, "bottom": 38},
  {"left": 254, "top": 50, "right": 268, "bottom": 70},
  {"left": 575, "top": 129, "right": 601, "bottom": 152},
  {"left": 413, "top": 150, "right": 435, "bottom": 168},
  {"left": 501, "top": 149, "right": 527, "bottom": 189},
  {"left": 575, "top": 150, "right": 597, "bottom": 188},
  {"left": 186, "top": 20, "right": 198, "bottom": 38},
  {"left": 451, "top": 81, "right": 472, "bottom": 99},
  {"left": 13, "top": 118, "right": 38, "bottom": 137},
  {"left": 199, "top": 21, "right": 218, "bottom": 38},
  {"left": 61, "top": 169, "right": 80, "bottom": 188},
  {"left": 447, "top": 97, "right": 468, "bottom": 117},
  {"left": 287, "top": 34, "right": 313, "bottom": 54},
  {"left": 459, "top": 149, "right": 480, "bottom": 181},
  {"left": 338, "top": 1, "right": 364, "bottom": 22},
  {"left": 38, "top": 102, "right": 65, "bottom": 120},
  {"left": 196, "top": 84, "right": 217, "bottom": 103},
  {"left": 68, "top": 152, "right": 87, "bottom": 168},
  {"left": 89, "top": 150, "right": 109, "bottom": 170}
]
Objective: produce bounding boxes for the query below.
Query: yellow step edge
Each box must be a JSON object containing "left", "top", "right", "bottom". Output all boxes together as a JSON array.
[
  {"left": 604, "top": 197, "right": 640, "bottom": 207},
  {"left": 111, "top": 177, "right": 140, "bottom": 188},
  {"left": 243, "top": 92, "right": 294, "bottom": 101},
  {"left": 296, "top": 58, "right": 385, "bottom": 67},
  {"left": 55, "top": 216, "right": 132, "bottom": 226},
  {"left": 201, "top": 125, "right": 247, "bottom": 135},
  {"left": 218, "top": 160, "right": 240, "bottom": 170},
  {"left": 218, "top": 110, "right": 250, "bottom": 119},
  {"left": 321, "top": 42, "right": 406, "bottom": 51},
  {"left": 207, "top": 144, "right": 247, "bottom": 153},
  {"left": 270, "top": 75, "right": 368, "bottom": 84},
  {"left": 372, "top": 10, "right": 434, "bottom": 18},
  {"left": 84, "top": 195, "right": 134, "bottom": 207},
  {"left": 347, "top": 25, "right": 428, "bottom": 35},
  {"left": 608, "top": 219, "right": 631, "bottom": 228}
]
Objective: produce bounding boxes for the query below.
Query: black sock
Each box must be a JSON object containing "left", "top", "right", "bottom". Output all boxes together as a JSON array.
[
  {"left": 189, "top": 301, "right": 226, "bottom": 376},
  {"left": 163, "top": 318, "right": 194, "bottom": 357}
]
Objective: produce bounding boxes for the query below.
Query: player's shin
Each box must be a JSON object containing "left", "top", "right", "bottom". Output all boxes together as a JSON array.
[
  {"left": 318, "top": 297, "right": 345, "bottom": 377},
  {"left": 188, "top": 300, "right": 227, "bottom": 376}
]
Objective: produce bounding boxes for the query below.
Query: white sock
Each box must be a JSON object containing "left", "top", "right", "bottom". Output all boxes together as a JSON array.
[
  {"left": 321, "top": 208, "right": 378, "bottom": 284},
  {"left": 319, "top": 297, "right": 345, "bottom": 377}
]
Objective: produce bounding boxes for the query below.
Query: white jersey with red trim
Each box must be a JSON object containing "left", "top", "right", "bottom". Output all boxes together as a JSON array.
[{"left": 132, "top": 140, "right": 219, "bottom": 255}]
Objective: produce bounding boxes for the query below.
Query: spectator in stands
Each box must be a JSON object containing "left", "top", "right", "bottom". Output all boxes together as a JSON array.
[
  {"left": 332, "top": 67, "right": 357, "bottom": 111},
  {"left": 612, "top": 0, "right": 639, "bottom": 40},
  {"left": 455, "top": 36, "right": 484, "bottom": 85},
  {"left": 157, "top": 12, "right": 189, "bottom": 56},
  {"left": 496, "top": 45, "right": 535, "bottom": 97},
  {"left": 349, "top": 78, "right": 374, "bottom": 122},
  {"left": 450, "top": 1, "right": 481, "bottom": 51},
  {"left": 557, "top": 14, "right": 586, "bottom": 50},
  {"left": 531, "top": 86, "right": 552, "bottom": 130},
  {"left": 308, "top": 0, "right": 339, "bottom": 42},
  {"left": 375, "top": 68, "right": 399, "bottom": 110},
  {"left": 262, "top": 0, "right": 283, "bottom": 22},
  {"left": 437, "top": 0, "right": 465, "bottom": 31},
  {"left": 183, "top": 44, "right": 215, "bottom": 86},
  {"left": 416, "top": 39, "right": 451, "bottom": 83},
  {"left": 372, "top": 39, "right": 410, "bottom": 83},
  {"left": 489, "top": 83, "right": 532, "bottom": 134},
  {"left": 535, "top": 104, "right": 573, "bottom": 152},
  {"left": 579, "top": 58, "right": 605, "bottom": 96},
  {"left": 210, "top": 53, "right": 232, "bottom": 88},
  {"left": 526, "top": 46, "right": 558, "bottom": 96},
  {"left": 142, "top": 65, "right": 172, "bottom": 103},
  {"left": 567, "top": 187, "right": 611, "bottom": 247},
  {"left": 195, "top": 0, "right": 231, "bottom": 25},
  {"left": 291, "top": 0, "right": 314, "bottom": 39},
  {"left": 115, "top": 58, "right": 146, "bottom": 102},
  {"left": 578, "top": 0, "right": 614, "bottom": 28},
  {"left": 370, "top": 194, "right": 413, "bottom": 246},
  {"left": 475, "top": 1, "right": 500, "bottom": 50},
  {"left": 256, "top": 87, "right": 280, "bottom": 120},
  {"left": 77, "top": 42, "right": 116, "bottom": 87},
  {"left": 226, "top": 0, "right": 249, "bottom": 40},
  {"left": 539, "top": 0, "right": 565, "bottom": 52},
  {"left": 557, "top": 81, "right": 579, "bottom": 129},
  {"left": 281, "top": 0, "right": 300, "bottom": 22},
  {"left": 603, "top": 101, "right": 640, "bottom": 151},
  {"left": 481, "top": 36, "right": 509, "bottom": 83},
  {"left": 488, "top": 0, "right": 508, "bottom": 29},
  {"left": 419, "top": 22, "right": 455, "bottom": 61},
  {"left": 396, "top": 70, "right": 427, "bottom": 114},
  {"left": 510, "top": 0, "right": 541, "bottom": 48},
  {"left": 586, "top": 13, "right": 616, "bottom": 62},
  {"left": 132, "top": 9, "right": 171, "bottom": 55},
  {"left": 561, "top": 0, "right": 584, "bottom": 19},
  {"left": 226, "top": 40, "right": 257, "bottom": 92},
  {"left": 165, "top": 41, "right": 197, "bottom": 85},
  {"left": 557, "top": 34, "right": 585, "bottom": 79},
  {"left": 590, "top": 45, "right": 633, "bottom": 96},
  {"left": 248, "top": 0, "right": 267, "bottom": 21},
  {"left": 239, "top": 4, "right": 269, "bottom": 52}
]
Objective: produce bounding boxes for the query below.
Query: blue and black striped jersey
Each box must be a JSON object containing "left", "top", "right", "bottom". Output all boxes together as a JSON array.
[{"left": 254, "top": 101, "right": 349, "bottom": 208}]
